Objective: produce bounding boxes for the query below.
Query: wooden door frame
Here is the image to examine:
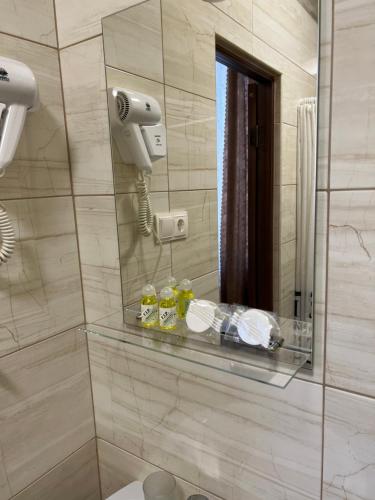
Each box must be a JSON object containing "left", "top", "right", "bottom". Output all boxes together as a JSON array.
[{"left": 217, "top": 39, "right": 276, "bottom": 311}]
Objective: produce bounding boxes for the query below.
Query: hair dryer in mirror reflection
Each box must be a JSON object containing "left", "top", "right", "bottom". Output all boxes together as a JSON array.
[
  {"left": 107, "top": 87, "right": 166, "bottom": 237},
  {"left": 0, "top": 56, "right": 39, "bottom": 265}
]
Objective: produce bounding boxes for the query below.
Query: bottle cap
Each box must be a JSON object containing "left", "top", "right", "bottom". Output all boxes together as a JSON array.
[
  {"left": 166, "top": 276, "right": 177, "bottom": 288},
  {"left": 179, "top": 278, "right": 192, "bottom": 291},
  {"left": 160, "top": 286, "right": 174, "bottom": 300},
  {"left": 142, "top": 284, "right": 156, "bottom": 297}
]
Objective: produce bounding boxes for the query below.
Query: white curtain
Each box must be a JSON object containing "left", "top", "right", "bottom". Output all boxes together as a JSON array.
[{"left": 296, "top": 97, "right": 317, "bottom": 322}]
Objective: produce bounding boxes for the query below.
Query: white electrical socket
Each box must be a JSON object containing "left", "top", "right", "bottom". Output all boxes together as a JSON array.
[{"left": 154, "top": 210, "right": 188, "bottom": 242}]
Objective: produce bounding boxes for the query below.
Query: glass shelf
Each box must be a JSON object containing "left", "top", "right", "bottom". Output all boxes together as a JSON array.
[{"left": 83, "top": 308, "right": 312, "bottom": 389}]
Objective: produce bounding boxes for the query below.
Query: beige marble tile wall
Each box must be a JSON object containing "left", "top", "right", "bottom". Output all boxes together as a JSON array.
[
  {"left": 0, "top": 3, "right": 98, "bottom": 499},
  {"left": 54, "top": 0, "right": 325, "bottom": 498},
  {"left": 322, "top": 1, "right": 375, "bottom": 498}
]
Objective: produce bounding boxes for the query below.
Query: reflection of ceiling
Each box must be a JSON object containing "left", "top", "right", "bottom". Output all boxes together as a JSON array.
[{"left": 298, "top": 0, "right": 318, "bottom": 21}]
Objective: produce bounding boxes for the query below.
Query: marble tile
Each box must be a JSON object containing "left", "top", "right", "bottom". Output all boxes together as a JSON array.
[
  {"left": 161, "top": 0, "right": 253, "bottom": 100},
  {"left": 170, "top": 190, "right": 218, "bottom": 281},
  {"left": 0, "top": 452, "right": 11, "bottom": 500},
  {"left": 102, "top": 0, "right": 163, "bottom": 83},
  {"left": 0, "top": 0, "right": 57, "bottom": 46},
  {"left": 252, "top": 37, "right": 317, "bottom": 127},
  {"left": 253, "top": 0, "right": 318, "bottom": 71},
  {"left": 116, "top": 191, "right": 172, "bottom": 305},
  {"left": 88, "top": 334, "right": 323, "bottom": 500},
  {"left": 280, "top": 185, "right": 296, "bottom": 244},
  {"left": 106, "top": 67, "right": 169, "bottom": 194},
  {"left": 60, "top": 36, "right": 114, "bottom": 195},
  {"left": 326, "top": 190, "right": 375, "bottom": 397},
  {"left": 330, "top": 0, "right": 375, "bottom": 189},
  {"left": 0, "top": 330, "right": 95, "bottom": 495},
  {"left": 317, "top": 0, "right": 332, "bottom": 190},
  {"left": 98, "top": 439, "right": 223, "bottom": 500},
  {"left": 161, "top": 0, "right": 216, "bottom": 100},
  {"left": 0, "top": 34, "right": 71, "bottom": 200},
  {"left": 278, "top": 239, "right": 296, "bottom": 319},
  {"left": 274, "top": 123, "right": 297, "bottom": 186},
  {"left": 166, "top": 86, "right": 217, "bottom": 191},
  {"left": 75, "top": 196, "right": 122, "bottom": 323},
  {"left": 0, "top": 197, "right": 84, "bottom": 357},
  {"left": 212, "top": 0, "right": 252, "bottom": 32},
  {"left": 323, "top": 388, "right": 375, "bottom": 500},
  {"left": 191, "top": 271, "right": 220, "bottom": 303},
  {"left": 55, "top": 0, "right": 144, "bottom": 48},
  {"left": 13, "top": 440, "right": 100, "bottom": 500}
]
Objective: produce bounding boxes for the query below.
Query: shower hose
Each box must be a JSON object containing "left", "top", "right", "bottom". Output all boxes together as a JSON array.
[{"left": 0, "top": 203, "right": 15, "bottom": 265}]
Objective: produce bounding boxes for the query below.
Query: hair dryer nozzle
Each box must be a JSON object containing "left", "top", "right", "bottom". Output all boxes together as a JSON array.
[{"left": 0, "top": 56, "right": 39, "bottom": 174}]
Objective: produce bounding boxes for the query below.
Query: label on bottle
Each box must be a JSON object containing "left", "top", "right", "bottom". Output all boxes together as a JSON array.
[
  {"left": 179, "top": 298, "right": 192, "bottom": 319},
  {"left": 159, "top": 306, "right": 177, "bottom": 328},
  {"left": 141, "top": 304, "right": 158, "bottom": 325}
]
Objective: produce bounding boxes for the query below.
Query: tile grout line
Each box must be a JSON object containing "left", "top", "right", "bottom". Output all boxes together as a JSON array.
[{"left": 0, "top": 30, "right": 57, "bottom": 50}]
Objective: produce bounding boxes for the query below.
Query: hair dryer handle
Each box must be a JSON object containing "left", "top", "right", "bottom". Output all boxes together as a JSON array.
[
  {"left": 126, "top": 123, "right": 152, "bottom": 174},
  {"left": 0, "top": 103, "right": 27, "bottom": 174}
]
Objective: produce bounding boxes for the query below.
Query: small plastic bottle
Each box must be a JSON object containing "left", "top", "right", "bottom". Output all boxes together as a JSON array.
[
  {"left": 158, "top": 286, "right": 177, "bottom": 331},
  {"left": 140, "top": 284, "right": 158, "bottom": 328},
  {"left": 166, "top": 276, "right": 179, "bottom": 299},
  {"left": 177, "top": 278, "right": 195, "bottom": 320}
]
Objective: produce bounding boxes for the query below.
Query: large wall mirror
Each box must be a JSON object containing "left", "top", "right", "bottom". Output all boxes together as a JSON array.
[{"left": 102, "top": 0, "right": 323, "bottom": 369}]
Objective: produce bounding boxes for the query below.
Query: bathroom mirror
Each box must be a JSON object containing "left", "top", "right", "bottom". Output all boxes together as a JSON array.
[{"left": 102, "top": 0, "right": 323, "bottom": 364}]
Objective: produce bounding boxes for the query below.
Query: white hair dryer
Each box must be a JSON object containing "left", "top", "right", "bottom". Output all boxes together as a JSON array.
[
  {"left": 107, "top": 88, "right": 166, "bottom": 236},
  {"left": 0, "top": 56, "right": 39, "bottom": 265}
]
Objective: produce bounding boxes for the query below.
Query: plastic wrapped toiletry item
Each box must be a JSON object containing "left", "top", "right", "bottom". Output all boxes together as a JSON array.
[
  {"left": 177, "top": 278, "right": 195, "bottom": 320},
  {"left": 143, "top": 471, "right": 180, "bottom": 500},
  {"left": 140, "top": 284, "right": 158, "bottom": 328},
  {"left": 186, "top": 299, "right": 282, "bottom": 350},
  {"left": 159, "top": 286, "right": 177, "bottom": 331},
  {"left": 166, "top": 276, "right": 179, "bottom": 298}
]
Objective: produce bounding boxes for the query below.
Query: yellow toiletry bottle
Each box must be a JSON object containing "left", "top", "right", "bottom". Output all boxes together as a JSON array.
[
  {"left": 166, "top": 276, "right": 179, "bottom": 299},
  {"left": 159, "top": 286, "right": 177, "bottom": 331},
  {"left": 177, "top": 279, "right": 195, "bottom": 320},
  {"left": 140, "top": 284, "right": 158, "bottom": 328}
]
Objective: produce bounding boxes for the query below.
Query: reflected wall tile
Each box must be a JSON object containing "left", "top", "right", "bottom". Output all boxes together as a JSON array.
[
  {"left": 170, "top": 190, "right": 218, "bottom": 281},
  {"left": 274, "top": 123, "right": 297, "bottom": 186},
  {"left": 326, "top": 190, "right": 375, "bottom": 397},
  {"left": 253, "top": 37, "right": 317, "bottom": 127},
  {"left": 102, "top": 0, "right": 163, "bottom": 83},
  {"left": 98, "top": 439, "right": 222, "bottom": 500},
  {"left": 317, "top": 0, "right": 332, "bottom": 190},
  {"left": 89, "top": 335, "right": 322, "bottom": 500},
  {"left": 55, "top": 0, "right": 144, "bottom": 48},
  {"left": 13, "top": 440, "right": 100, "bottom": 500},
  {"left": 116, "top": 192, "right": 172, "bottom": 305},
  {"left": 161, "top": 0, "right": 215, "bottom": 99},
  {"left": 106, "top": 67, "right": 168, "bottom": 194},
  {"left": 60, "top": 36, "right": 114, "bottom": 195},
  {"left": 0, "top": 35, "right": 71, "bottom": 200},
  {"left": 253, "top": 0, "right": 318, "bottom": 70},
  {"left": 166, "top": 86, "right": 216, "bottom": 191},
  {"left": 0, "top": 0, "right": 57, "bottom": 46},
  {"left": 323, "top": 388, "right": 375, "bottom": 500},
  {"left": 0, "top": 330, "right": 95, "bottom": 495},
  {"left": 0, "top": 455, "right": 11, "bottom": 500},
  {"left": 192, "top": 271, "right": 220, "bottom": 303},
  {"left": 279, "top": 239, "right": 296, "bottom": 319},
  {"left": 75, "top": 196, "right": 122, "bottom": 323},
  {"left": 212, "top": 0, "right": 252, "bottom": 32},
  {"left": 0, "top": 197, "right": 84, "bottom": 357},
  {"left": 280, "top": 185, "right": 296, "bottom": 244},
  {"left": 161, "top": 0, "right": 253, "bottom": 101},
  {"left": 330, "top": 0, "right": 375, "bottom": 189}
]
